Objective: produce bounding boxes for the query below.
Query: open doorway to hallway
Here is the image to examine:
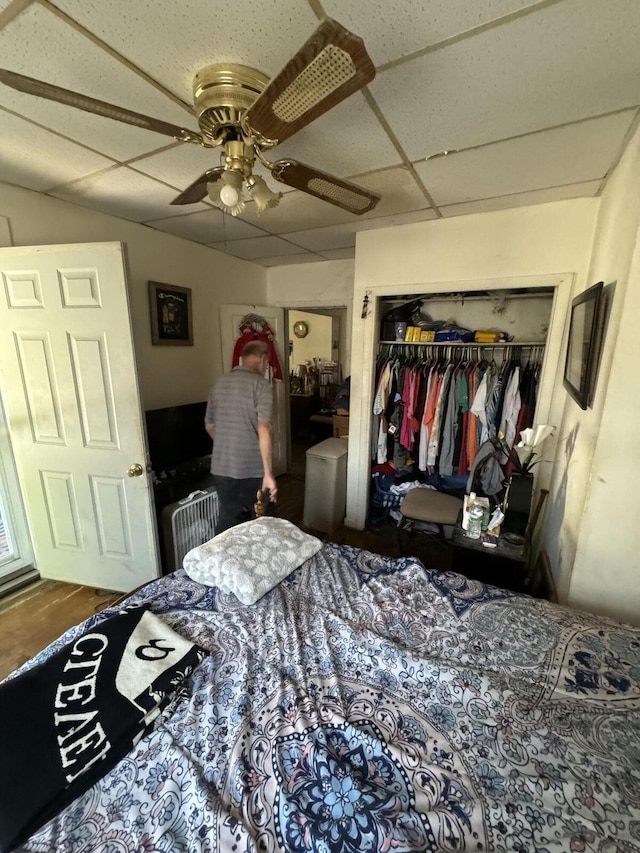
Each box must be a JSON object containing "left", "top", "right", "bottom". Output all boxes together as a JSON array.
[{"left": 285, "top": 306, "right": 348, "bottom": 480}]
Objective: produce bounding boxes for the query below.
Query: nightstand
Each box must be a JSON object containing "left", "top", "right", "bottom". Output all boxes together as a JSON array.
[{"left": 451, "top": 519, "right": 529, "bottom": 593}]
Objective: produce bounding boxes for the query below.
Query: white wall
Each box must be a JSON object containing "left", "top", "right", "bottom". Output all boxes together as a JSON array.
[
  {"left": 0, "top": 182, "right": 267, "bottom": 410},
  {"left": 267, "top": 258, "right": 354, "bottom": 375},
  {"left": 556, "top": 123, "right": 640, "bottom": 625},
  {"left": 382, "top": 292, "right": 553, "bottom": 343}
]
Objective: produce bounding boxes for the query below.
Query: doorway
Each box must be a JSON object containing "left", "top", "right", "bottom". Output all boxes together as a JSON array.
[
  {"left": 285, "top": 306, "right": 348, "bottom": 480},
  {"left": 345, "top": 274, "right": 572, "bottom": 530}
]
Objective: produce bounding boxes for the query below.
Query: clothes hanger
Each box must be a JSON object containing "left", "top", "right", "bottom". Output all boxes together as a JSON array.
[{"left": 240, "top": 312, "right": 268, "bottom": 331}]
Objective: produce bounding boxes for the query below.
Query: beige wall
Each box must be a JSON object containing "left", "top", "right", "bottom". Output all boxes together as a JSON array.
[
  {"left": 289, "top": 310, "right": 333, "bottom": 368},
  {"left": 0, "top": 182, "right": 267, "bottom": 410},
  {"left": 556, "top": 123, "right": 640, "bottom": 624}
]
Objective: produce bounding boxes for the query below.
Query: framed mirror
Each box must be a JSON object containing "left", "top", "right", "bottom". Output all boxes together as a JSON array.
[{"left": 563, "top": 281, "right": 604, "bottom": 410}]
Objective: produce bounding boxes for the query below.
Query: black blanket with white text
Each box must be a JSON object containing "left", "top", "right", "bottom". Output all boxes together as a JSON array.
[{"left": 0, "top": 605, "right": 206, "bottom": 853}]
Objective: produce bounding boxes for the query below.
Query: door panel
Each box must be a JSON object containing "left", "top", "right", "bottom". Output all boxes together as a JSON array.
[
  {"left": 219, "top": 304, "right": 287, "bottom": 477},
  {"left": 69, "top": 334, "right": 118, "bottom": 447},
  {"left": 0, "top": 242, "right": 159, "bottom": 592}
]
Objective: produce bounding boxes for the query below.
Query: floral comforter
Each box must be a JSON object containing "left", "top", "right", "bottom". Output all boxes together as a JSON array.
[{"left": 18, "top": 544, "right": 640, "bottom": 852}]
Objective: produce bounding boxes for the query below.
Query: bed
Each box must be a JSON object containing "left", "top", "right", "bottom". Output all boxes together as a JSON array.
[{"left": 3, "top": 526, "right": 640, "bottom": 852}]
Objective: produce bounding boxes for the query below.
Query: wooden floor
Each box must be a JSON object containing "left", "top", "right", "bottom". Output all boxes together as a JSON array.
[
  {"left": 0, "top": 580, "right": 122, "bottom": 681},
  {"left": 0, "top": 467, "right": 451, "bottom": 681}
]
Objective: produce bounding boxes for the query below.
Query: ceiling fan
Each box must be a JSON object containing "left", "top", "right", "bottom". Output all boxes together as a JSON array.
[{"left": 0, "top": 18, "right": 381, "bottom": 218}]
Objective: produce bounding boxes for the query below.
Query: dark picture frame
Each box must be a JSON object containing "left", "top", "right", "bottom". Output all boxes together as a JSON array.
[
  {"left": 149, "top": 281, "right": 193, "bottom": 346},
  {"left": 563, "top": 281, "right": 604, "bottom": 410}
]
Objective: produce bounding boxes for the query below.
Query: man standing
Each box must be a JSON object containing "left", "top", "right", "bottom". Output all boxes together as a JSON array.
[{"left": 204, "top": 340, "right": 278, "bottom": 532}]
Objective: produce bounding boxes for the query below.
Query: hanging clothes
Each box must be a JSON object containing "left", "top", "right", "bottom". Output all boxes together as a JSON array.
[
  {"left": 232, "top": 314, "right": 283, "bottom": 380},
  {"left": 372, "top": 344, "right": 542, "bottom": 481}
]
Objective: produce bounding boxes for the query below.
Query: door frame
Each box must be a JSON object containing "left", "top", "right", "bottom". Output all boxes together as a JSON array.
[
  {"left": 345, "top": 274, "right": 573, "bottom": 530},
  {"left": 274, "top": 298, "right": 352, "bottom": 473},
  {"left": 0, "top": 390, "right": 36, "bottom": 592}
]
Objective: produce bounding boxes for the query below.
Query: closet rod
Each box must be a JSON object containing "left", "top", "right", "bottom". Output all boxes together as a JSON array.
[{"left": 379, "top": 340, "right": 545, "bottom": 347}]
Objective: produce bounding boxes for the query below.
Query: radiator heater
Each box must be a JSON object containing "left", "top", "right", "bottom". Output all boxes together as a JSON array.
[{"left": 161, "top": 487, "right": 219, "bottom": 573}]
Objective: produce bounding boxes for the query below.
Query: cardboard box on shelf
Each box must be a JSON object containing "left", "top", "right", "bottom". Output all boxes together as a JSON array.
[{"left": 332, "top": 415, "right": 349, "bottom": 438}]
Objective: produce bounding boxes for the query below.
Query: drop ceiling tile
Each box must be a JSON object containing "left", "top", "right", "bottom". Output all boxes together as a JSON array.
[
  {"left": 321, "top": 0, "right": 538, "bottom": 66},
  {"left": 415, "top": 111, "right": 635, "bottom": 205},
  {"left": 148, "top": 208, "right": 267, "bottom": 243},
  {"left": 235, "top": 190, "right": 362, "bottom": 233},
  {"left": 283, "top": 205, "right": 440, "bottom": 251},
  {"left": 51, "top": 0, "right": 319, "bottom": 103},
  {"left": 351, "top": 207, "right": 439, "bottom": 230},
  {"left": 130, "top": 144, "right": 223, "bottom": 190},
  {"left": 209, "top": 236, "right": 307, "bottom": 260},
  {"left": 0, "top": 108, "right": 113, "bottom": 191},
  {"left": 0, "top": 0, "right": 13, "bottom": 11},
  {"left": 319, "top": 248, "right": 356, "bottom": 261},
  {"left": 252, "top": 254, "right": 323, "bottom": 267},
  {"left": 283, "top": 225, "right": 356, "bottom": 252},
  {"left": 273, "top": 92, "right": 400, "bottom": 176},
  {"left": 0, "top": 5, "right": 198, "bottom": 161},
  {"left": 237, "top": 166, "right": 432, "bottom": 233},
  {"left": 51, "top": 166, "right": 204, "bottom": 222},
  {"left": 370, "top": 0, "right": 640, "bottom": 160},
  {"left": 351, "top": 167, "right": 432, "bottom": 220},
  {"left": 439, "top": 181, "right": 602, "bottom": 217}
]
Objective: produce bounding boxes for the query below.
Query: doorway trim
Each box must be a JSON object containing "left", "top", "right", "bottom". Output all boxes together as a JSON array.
[
  {"left": 273, "top": 298, "right": 353, "bottom": 380},
  {"left": 275, "top": 298, "right": 352, "bottom": 474}
]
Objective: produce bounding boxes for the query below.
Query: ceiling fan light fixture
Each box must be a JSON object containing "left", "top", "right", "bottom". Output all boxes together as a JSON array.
[
  {"left": 247, "top": 175, "right": 282, "bottom": 215},
  {"left": 219, "top": 182, "right": 241, "bottom": 206},
  {"left": 208, "top": 170, "right": 246, "bottom": 216},
  {"left": 1, "top": 19, "right": 381, "bottom": 219}
]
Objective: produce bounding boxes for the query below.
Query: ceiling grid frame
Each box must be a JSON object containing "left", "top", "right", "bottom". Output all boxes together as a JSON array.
[{"left": 0, "top": 0, "right": 636, "bottom": 263}]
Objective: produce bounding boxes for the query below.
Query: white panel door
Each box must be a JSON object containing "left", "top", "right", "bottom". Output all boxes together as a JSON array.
[
  {"left": 219, "top": 304, "right": 287, "bottom": 477},
  {"left": 0, "top": 242, "right": 160, "bottom": 592}
]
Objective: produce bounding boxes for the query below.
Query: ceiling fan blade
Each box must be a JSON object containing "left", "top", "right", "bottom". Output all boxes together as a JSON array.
[
  {"left": 244, "top": 18, "right": 375, "bottom": 144},
  {"left": 0, "top": 68, "right": 203, "bottom": 144},
  {"left": 170, "top": 167, "right": 224, "bottom": 205},
  {"left": 271, "top": 160, "right": 380, "bottom": 214}
]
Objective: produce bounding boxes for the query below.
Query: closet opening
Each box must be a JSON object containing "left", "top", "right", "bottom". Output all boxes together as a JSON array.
[{"left": 345, "top": 276, "right": 570, "bottom": 535}]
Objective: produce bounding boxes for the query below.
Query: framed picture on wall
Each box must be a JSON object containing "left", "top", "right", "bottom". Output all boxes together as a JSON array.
[
  {"left": 149, "top": 281, "right": 193, "bottom": 346},
  {"left": 563, "top": 280, "right": 604, "bottom": 410}
]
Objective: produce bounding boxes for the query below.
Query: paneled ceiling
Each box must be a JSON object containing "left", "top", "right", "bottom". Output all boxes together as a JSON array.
[{"left": 1, "top": 0, "right": 639, "bottom": 266}]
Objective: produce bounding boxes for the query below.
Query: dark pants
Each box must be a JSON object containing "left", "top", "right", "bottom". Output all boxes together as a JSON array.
[{"left": 213, "top": 475, "right": 262, "bottom": 534}]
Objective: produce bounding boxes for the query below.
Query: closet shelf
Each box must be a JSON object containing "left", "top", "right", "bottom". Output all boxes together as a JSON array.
[{"left": 379, "top": 340, "right": 546, "bottom": 347}]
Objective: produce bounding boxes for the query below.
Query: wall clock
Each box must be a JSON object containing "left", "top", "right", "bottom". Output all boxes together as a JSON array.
[{"left": 293, "top": 320, "right": 309, "bottom": 338}]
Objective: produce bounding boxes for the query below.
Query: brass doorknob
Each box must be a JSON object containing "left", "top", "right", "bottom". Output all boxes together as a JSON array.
[{"left": 127, "top": 463, "right": 144, "bottom": 477}]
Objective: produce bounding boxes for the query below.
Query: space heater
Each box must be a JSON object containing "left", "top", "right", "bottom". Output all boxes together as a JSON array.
[{"left": 161, "top": 487, "right": 219, "bottom": 573}]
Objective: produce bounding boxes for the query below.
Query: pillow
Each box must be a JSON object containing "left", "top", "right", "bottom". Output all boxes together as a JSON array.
[{"left": 182, "top": 517, "right": 323, "bottom": 605}]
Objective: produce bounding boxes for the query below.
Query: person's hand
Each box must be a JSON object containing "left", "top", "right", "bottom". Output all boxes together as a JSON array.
[{"left": 262, "top": 474, "right": 278, "bottom": 503}]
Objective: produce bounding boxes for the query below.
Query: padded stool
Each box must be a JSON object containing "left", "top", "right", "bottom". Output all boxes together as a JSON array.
[{"left": 398, "top": 488, "right": 463, "bottom": 544}]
